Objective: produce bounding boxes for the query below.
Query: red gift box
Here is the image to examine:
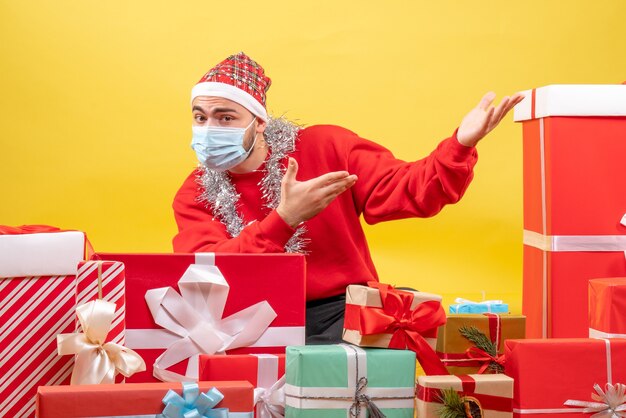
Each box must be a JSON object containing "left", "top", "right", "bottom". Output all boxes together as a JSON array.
[
  {"left": 589, "top": 277, "right": 626, "bottom": 338},
  {"left": 0, "top": 227, "right": 86, "bottom": 418},
  {"left": 199, "top": 354, "right": 285, "bottom": 418},
  {"left": 514, "top": 85, "right": 626, "bottom": 338},
  {"left": 505, "top": 338, "right": 626, "bottom": 417},
  {"left": 36, "top": 380, "right": 254, "bottom": 417},
  {"left": 93, "top": 253, "right": 306, "bottom": 382}
]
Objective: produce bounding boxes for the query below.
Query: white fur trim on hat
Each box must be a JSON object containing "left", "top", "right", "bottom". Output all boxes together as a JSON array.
[{"left": 191, "top": 81, "right": 268, "bottom": 121}]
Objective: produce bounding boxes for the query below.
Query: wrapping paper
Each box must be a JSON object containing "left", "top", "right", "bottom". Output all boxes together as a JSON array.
[
  {"left": 0, "top": 228, "right": 86, "bottom": 418},
  {"left": 504, "top": 338, "right": 626, "bottom": 417},
  {"left": 92, "top": 253, "right": 306, "bottom": 382},
  {"left": 342, "top": 283, "right": 447, "bottom": 375},
  {"left": 436, "top": 314, "right": 526, "bottom": 375},
  {"left": 449, "top": 298, "right": 509, "bottom": 314},
  {"left": 416, "top": 374, "right": 513, "bottom": 417},
  {"left": 589, "top": 277, "right": 626, "bottom": 338},
  {"left": 284, "top": 344, "right": 415, "bottom": 418},
  {"left": 199, "top": 354, "right": 286, "bottom": 418},
  {"left": 36, "top": 380, "right": 254, "bottom": 417},
  {"left": 516, "top": 86, "right": 626, "bottom": 338}
]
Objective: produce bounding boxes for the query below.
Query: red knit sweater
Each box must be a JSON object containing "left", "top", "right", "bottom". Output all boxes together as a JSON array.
[{"left": 173, "top": 124, "right": 478, "bottom": 300}]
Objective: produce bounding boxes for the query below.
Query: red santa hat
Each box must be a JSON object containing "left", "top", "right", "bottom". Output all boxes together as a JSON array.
[{"left": 191, "top": 52, "right": 271, "bottom": 121}]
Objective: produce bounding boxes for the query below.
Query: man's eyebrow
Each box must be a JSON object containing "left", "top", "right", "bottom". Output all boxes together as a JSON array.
[{"left": 191, "top": 105, "right": 240, "bottom": 114}]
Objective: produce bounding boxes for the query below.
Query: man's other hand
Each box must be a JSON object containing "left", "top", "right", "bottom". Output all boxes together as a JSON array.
[
  {"left": 277, "top": 158, "right": 358, "bottom": 228},
  {"left": 457, "top": 92, "right": 524, "bottom": 147}
]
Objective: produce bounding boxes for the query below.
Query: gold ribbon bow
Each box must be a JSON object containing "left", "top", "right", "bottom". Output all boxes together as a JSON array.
[
  {"left": 565, "top": 383, "right": 626, "bottom": 417},
  {"left": 57, "top": 299, "right": 146, "bottom": 384}
]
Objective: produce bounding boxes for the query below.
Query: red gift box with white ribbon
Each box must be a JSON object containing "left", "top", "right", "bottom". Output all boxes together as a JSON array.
[
  {"left": 589, "top": 277, "right": 626, "bottom": 339},
  {"left": 93, "top": 252, "right": 306, "bottom": 383},
  {"left": 514, "top": 84, "right": 626, "bottom": 338},
  {"left": 505, "top": 338, "right": 626, "bottom": 417}
]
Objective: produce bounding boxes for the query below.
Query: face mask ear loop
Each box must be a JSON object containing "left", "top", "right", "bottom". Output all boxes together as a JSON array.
[{"left": 245, "top": 117, "right": 259, "bottom": 156}]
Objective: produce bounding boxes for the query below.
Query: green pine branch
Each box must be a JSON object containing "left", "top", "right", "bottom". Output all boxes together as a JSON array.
[
  {"left": 458, "top": 325, "right": 504, "bottom": 373},
  {"left": 437, "top": 387, "right": 466, "bottom": 418}
]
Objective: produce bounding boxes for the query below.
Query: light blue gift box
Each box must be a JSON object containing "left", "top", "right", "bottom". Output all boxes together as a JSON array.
[{"left": 448, "top": 298, "right": 509, "bottom": 314}]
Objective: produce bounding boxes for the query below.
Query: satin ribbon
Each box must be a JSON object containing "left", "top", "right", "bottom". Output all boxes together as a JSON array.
[
  {"left": 57, "top": 300, "right": 145, "bottom": 384},
  {"left": 416, "top": 375, "right": 512, "bottom": 412},
  {"left": 564, "top": 383, "right": 626, "bottom": 417},
  {"left": 463, "top": 347, "right": 506, "bottom": 374},
  {"left": 162, "top": 382, "right": 229, "bottom": 418},
  {"left": 254, "top": 376, "right": 286, "bottom": 418},
  {"left": 145, "top": 263, "right": 277, "bottom": 382},
  {"left": 344, "top": 282, "right": 448, "bottom": 375},
  {"left": 0, "top": 224, "right": 61, "bottom": 234}
]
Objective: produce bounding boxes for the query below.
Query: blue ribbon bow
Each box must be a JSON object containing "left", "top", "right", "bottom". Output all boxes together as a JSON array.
[{"left": 162, "top": 382, "right": 229, "bottom": 418}]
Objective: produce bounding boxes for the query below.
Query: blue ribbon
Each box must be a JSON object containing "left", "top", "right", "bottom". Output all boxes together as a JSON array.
[{"left": 161, "top": 382, "right": 229, "bottom": 418}]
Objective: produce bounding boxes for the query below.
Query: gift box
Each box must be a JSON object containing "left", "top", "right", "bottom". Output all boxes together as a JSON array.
[
  {"left": 514, "top": 84, "right": 626, "bottom": 338},
  {"left": 416, "top": 374, "right": 513, "bottom": 417},
  {"left": 0, "top": 227, "right": 86, "bottom": 418},
  {"left": 284, "top": 344, "right": 415, "bottom": 418},
  {"left": 36, "top": 380, "right": 254, "bottom": 417},
  {"left": 93, "top": 252, "right": 306, "bottom": 382},
  {"left": 199, "top": 354, "right": 285, "bottom": 418},
  {"left": 505, "top": 338, "right": 626, "bottom": 417},
  {"left": 589, "top": 277, "right": 626, "bottom": 339},
  {"left": 436, "top": 314, "right": 525, "bottom": 375},
  {"left": 343, "top": 282, "right": 448, "bottom": 375},
  {"left": 449, "top": 298, "right": 509, "bottom": 314}
]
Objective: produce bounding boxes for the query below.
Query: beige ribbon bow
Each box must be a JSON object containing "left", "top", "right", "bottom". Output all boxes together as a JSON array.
[
  {"left": 565, "top": 383, "right": 626, "bottom": 418},
  {"left": 57, "top": 299, "right": 146, "bottom": 384}
]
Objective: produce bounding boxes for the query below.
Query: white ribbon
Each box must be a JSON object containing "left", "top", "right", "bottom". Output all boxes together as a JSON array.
[
  {"left": 590, "top": 329, "right": 626, "bottom": 339},
  {"left": 254, "top": 375, "right": 286, "bottom": 418},
  {"left": 252, "top": 354, "right": 285, "bottom": 418},
  {"left": 564, "top": 383, "right": 626, "bottom": 417},
  {"left": 144, "top": 263, "right": 277, "bottom": 382},
  {"left": 57, "top": 300, "right": 146, "bottom": 385}
]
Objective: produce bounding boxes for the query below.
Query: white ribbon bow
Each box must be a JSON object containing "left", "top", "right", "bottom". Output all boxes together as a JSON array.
[
  {"left": 254, "top": 375, "right": 286, "bottom": 418},
  {"left": 145, "top": 263, "right": 278, "bottom": 382},
  {"left": 454, "top": 298, "right": 504, "bottom": 305},
  {"left": 57, "top": 299, "right": 146, "bottom": 384},
  {"left": 565, "top": 383, "right": 626, "bottom": 417}
]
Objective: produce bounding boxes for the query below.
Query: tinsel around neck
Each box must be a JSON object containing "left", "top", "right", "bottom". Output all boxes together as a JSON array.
[{"left": 196, "top": 116, "right": 308, "bottom": 253}]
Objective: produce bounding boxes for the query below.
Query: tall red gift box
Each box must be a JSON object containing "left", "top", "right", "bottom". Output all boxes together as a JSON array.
[
  {"left": 93, "top": 252, "right": 306, "bottom": 382},
  {"left": 589, "top": 277, "right": 626, "bottom": 339},
  {"left": 505, "top": 338, "right": 626, "bottom": 417},
  {"left": 0, "top": 228, "right": 86, "bottom": 418},
  {"left": 199, "top": 354, "right": 286, "bottom": 418},
  {"left": 514, "top": 84, "right": 626, "bottom": 338}
]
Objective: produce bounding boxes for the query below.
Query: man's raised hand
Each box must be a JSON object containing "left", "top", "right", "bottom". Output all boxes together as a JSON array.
[
  {"left": 276, "top": 158, "right": 358, "bottom": 228},
  {"left": 456, "top": 91, "right": 525, "bottom": 147}
]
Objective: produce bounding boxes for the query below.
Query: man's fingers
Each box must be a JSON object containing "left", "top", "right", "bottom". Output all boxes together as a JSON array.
[
  {"left": 478, "top": 92, "right": 497, "bottom": 110},
  {"left": 283, "top": 157, "right": 299, "bottom": 183},
  {"left": 310, "top": 170, "right": 352, "bottom": 187},
  {"left": 490, "top": 96, "right": 510, "bottom": 128},
  {"left": 322, "top": 175, "right": 358, "bottom": 194},
  {"left": 482, "top": 106, "right": 495, "bottom": 130}
]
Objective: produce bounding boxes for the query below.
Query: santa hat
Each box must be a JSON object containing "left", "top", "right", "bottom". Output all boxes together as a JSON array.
[{"left": 191, "top": 52, "right": 271, "bottom": 121}]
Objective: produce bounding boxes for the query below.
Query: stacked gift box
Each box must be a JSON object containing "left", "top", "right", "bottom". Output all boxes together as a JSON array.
[{"left": 2, "top": 84, "right": 626, "bottom": 418}]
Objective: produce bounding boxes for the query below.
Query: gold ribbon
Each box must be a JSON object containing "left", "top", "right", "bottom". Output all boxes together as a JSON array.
[{"left": 57, "top": 299, "right": 145, "bottom": 385}]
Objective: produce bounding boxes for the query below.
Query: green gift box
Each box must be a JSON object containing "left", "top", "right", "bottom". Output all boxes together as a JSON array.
[{"left": 285, "top": 344, "right": 415, "bottom": 418}]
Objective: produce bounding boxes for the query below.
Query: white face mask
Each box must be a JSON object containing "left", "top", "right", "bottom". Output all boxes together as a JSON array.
[{"left": 190, "top": 118, "right": 257, "bottom": 171}]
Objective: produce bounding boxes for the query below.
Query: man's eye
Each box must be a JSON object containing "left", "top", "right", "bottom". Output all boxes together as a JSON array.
[
  {"left": 194, "top": 114, "right": 206, "bottom": 122},
  {"left": 221, "top": 115, "right": 234, "bottom": 122}
]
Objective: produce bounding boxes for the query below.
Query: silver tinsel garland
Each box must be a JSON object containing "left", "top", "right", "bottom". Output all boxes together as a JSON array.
[{"left": 197, "top": 116, "right": 308, "bottom": 253}]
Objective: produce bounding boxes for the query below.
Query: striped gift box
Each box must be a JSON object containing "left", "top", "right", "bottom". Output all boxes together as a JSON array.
[{"left": 0, "top": 229, "right": 86, "bottom": 418}]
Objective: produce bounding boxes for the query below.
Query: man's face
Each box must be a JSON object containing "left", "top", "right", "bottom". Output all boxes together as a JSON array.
[{"left": 192, "top": 96, "right": 263, "bottom": 151}]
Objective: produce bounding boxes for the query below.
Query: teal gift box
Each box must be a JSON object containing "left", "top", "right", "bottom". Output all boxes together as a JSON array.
[
  {"left": 284, "top": 344, "right": 415, "bottom": 418},
  {"left": 448, "top": 298, "right": 509, "bottom": 314}
]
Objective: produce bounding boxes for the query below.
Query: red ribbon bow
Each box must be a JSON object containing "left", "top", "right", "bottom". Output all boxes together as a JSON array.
[
  {"left": 464, "top": 347, "right": 506, "bottom": 374},
  {"left": 0, "top": 225, "right": 62, "bottom": 234},
  {"left": 347, "top": 282, "right": 448, "bottom": 375}
]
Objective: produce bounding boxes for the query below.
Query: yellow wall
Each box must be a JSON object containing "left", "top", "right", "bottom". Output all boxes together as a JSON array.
[{"left": 2, "top": 1, "right": 625, "bottom": 313}]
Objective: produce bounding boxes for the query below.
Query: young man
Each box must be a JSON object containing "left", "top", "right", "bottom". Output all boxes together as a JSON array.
[{"left": 172, "top": 52, "right": 523, "bottom": 343}]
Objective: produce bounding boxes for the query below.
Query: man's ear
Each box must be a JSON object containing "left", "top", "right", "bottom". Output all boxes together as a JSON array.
[{"left": 256, "top": 117, "right": 267, "bottom": 134}]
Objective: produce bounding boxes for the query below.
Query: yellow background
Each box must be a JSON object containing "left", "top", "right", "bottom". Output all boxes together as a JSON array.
[{"left": 2, "top": 1, "right": 625, "bottom": 313}]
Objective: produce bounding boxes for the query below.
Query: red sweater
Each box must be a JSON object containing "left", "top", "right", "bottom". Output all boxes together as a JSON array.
[{"left": 173, "top": 124, "right": 478, "bottom": 300}]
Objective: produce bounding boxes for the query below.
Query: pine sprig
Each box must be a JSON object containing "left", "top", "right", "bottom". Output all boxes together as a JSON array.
[
  {"left": 458, "top": 325, "right": 504, "bottom": 373},
  {"left": 437, "top": 387, "right": 466, "bottom": 418}
]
